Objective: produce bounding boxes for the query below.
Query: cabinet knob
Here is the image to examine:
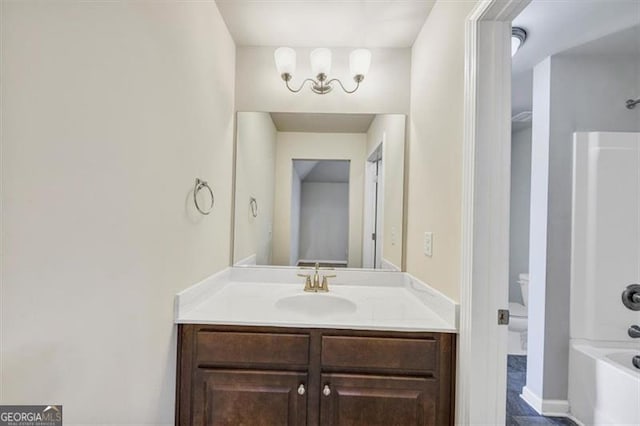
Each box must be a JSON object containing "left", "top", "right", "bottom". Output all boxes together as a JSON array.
[
  {"left": 323, "top": 384, "right": 331, "bottom": 396},
  {"left": 297, "top": 384, "right": 305, "bottom": 395}
]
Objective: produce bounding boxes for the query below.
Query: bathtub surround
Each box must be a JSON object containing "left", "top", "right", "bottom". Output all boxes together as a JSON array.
[
  {"left": 1, "top": 2, "right": 236, "bottom": 424},
  {"left": 526, "top": 40, "right": 640, "bottom": 411},
  {"left": 567, "top": 132, "right": 640, "bottom": 425}
]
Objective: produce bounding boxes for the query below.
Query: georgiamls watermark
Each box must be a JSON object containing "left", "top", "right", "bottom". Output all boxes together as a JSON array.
[{"left": 0, "top": 405, "right": 62, "bottom": 426}]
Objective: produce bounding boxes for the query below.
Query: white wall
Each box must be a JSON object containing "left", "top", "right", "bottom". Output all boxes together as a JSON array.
[
  {"left": 299, "top": 182, "right": 349, "bottom": 262},
  {"left": 290, "top": 169, "right": 302, "bottom": 266},
  {"left": 233, "top": 112, "right": 277, "bottom": 265},
  {"left": 235, "top": 47, "right": 411, "bottom": 114},
  {"left": 366, "top": 114, "right": 406, "bottom": 270},
  {"left": 527, "top": 53, "right": 640, "bottom": 402},
  {"left": 509, "top": 127, "right": 532, "bottom": 303},
  {"left": 406, "top": 0, "right": 478, "bottom": 301},
  {"left": 0, "top": 2, "right": 235, "bottom": 424},
  {"left": 272, "top": 132, "right": 366, "bottom": 267}
]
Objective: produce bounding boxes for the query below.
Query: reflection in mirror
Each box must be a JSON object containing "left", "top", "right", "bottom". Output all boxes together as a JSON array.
[
  {"left": 293, "top": 159, "right": 350, "bottom": 268},
  {"left": 233, "top": 112, "right": 405, "bottom": 270}
]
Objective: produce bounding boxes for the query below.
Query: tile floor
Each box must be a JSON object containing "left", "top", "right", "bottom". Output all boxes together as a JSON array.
[{"left": 506, "top": 356, "right": 577, "bottom": 426}]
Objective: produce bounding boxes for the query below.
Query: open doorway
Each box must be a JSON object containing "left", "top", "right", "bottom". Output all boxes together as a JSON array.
[
  {"left": 505, "top": 2, "right": 640, "bottom": 425},
  {"left": 290, "top": 159, "right": 350, "bottom": 268}
]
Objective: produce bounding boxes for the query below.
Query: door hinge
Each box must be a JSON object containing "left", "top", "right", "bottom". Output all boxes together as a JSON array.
[
  {"left": 498, "top": 309, "right": 510, "bottom": 325},
  {"left": 371, "top": 232, "right": 376, "bottom": 241}
]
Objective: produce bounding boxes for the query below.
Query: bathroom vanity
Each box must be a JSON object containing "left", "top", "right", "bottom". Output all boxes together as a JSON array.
[
  {"left": 174, "top": 267, "right": 458, "bottom": 425},
  {"left": 176, "top": 324, "right": 455, "bottom": 425}
]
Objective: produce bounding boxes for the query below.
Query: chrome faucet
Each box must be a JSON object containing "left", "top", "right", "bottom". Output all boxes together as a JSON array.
[
  {"left": 628, "top": 324, "right": 640, "bottom": 338},
  {"left": 297, "top": 263, "right": 335, "bottom": 293}
]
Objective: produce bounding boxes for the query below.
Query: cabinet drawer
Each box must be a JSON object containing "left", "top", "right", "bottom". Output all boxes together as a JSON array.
[
  {"left": 321, "top": 335, "right": 437, "bottom": 373},
  {"left": 196, "top": 331, "right": 309, "bottom": 367}
]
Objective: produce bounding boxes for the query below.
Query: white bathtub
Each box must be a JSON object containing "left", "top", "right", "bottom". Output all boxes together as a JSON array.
[{"left": 569, "top": 343, "right": 640, "bottom": 425}]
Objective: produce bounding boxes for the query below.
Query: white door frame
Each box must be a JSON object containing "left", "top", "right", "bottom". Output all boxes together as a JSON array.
[
  {"left": 458, "top": 0, "right": 530, "bottom": 424},
  {"left": 362, "top": 160, "right": 376, "bottom": 268},
  {"left": 362, "top": 141, "right": 384, "bottom": 269}
]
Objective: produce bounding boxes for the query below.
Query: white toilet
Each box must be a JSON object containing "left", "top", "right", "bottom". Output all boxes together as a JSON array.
[{"left": 508, "top": 273, "right": 529, "bottom": 353}]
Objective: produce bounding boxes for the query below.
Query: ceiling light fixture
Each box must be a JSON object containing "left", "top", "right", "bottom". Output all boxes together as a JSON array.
[
  {"left": 274, "top": 47, "right": 371, "bottom": 95},
  {"left": 512, "top": 27, "right": 527, "bottom": 57}
]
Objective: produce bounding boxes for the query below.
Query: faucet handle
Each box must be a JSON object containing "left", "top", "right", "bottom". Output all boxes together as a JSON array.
[
  {"left": 298, "top": 274, "right": 314, "bottom": 292},
  {"left": 318, "top": 274, "right": 336, "bottom": 292}
]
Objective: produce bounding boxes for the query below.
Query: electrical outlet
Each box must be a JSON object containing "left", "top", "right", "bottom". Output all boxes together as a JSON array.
[
  {"left": 391, "top": 227, "right": 397, "bottom": 245},
  {"left": 424, "top": 232, "right": 433, "bottom": 257}
]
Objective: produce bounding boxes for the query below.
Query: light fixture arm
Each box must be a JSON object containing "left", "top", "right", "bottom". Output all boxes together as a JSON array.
[
  {"left": 282, "top": 74, "right": 317, "bottom": 93},
  {"left": 281, "top": 74, "right": 364, "bottom": 95},
  {"left": 326, "top": 75, "right": 363, "bottom": 94}
]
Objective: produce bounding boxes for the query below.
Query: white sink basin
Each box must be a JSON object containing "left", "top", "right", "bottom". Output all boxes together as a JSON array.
[{"left": 275, "top": 293, "right": 357, "bottom": 316}]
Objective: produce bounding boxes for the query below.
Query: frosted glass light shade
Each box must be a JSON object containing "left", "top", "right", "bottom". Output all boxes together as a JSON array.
[
  {"left": 349, "top": 49, "right": 371, "bottom": 78},
  {"left": 511, "top": 36, "right": 522, "bottom": 56},
  {"left": 511, "top": 28, "right": 526, "bottom": 57},
  {"left": 274, "top": 47, "right": 296, "bottom": 76},
  {"left": 310, "top": 48, "right": 332, "bottom": 76}
]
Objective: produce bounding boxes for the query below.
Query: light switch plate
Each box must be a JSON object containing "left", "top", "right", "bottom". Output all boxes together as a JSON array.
[{"left": 424, "top": 232, "right": 433, "bottom": 257}]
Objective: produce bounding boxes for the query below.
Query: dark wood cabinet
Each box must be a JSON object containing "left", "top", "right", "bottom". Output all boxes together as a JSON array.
[
  {"left": 192, "top": 370, "right": 307, "bottom": 426},
  {"left": 319, "top": 374, "right": 436, "bottom": 426},
  {"left": 176, "top": 325, "right": 455, "bottom": 426}
]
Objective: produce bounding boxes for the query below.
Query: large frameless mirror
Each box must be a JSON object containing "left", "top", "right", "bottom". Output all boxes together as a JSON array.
[{"left": 232, "top": 112, "right": 406, "bottom": 270}]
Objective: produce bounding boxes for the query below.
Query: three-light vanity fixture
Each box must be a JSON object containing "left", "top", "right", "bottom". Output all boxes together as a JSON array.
[{"left": 274, "top": 47, "right": 371, "bottom": 95}]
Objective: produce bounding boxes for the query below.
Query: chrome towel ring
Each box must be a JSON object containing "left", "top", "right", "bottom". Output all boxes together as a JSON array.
[
  {"left": 194, "top": 178, "right": 214, "bottom": 215},
  {"left": 249, "top": 197, "right": 258, "bottom": 218}
]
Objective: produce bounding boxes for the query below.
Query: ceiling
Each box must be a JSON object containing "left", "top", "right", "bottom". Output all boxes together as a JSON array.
[
  {"left": 511, "top": 0, "right": 640, "bottom": 122},
  {"left": 270, "top": 112, "right": 374, "bottom": 133},
  {"left": 563, "top": 24, "right": 640, "bottom": 57},
  {"left": 293, "top": 160, "right": 350, "bottom": 183},
  {"left": 215, "top": 0, "right": 435, "bottom": 48},
  {"left": 512, "top": 0, "right": 640, "bottom": 75}
]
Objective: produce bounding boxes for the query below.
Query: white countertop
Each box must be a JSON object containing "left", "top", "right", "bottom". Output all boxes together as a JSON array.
[{"left": 175, "top": 267, "right": 458, "bottom": 333}]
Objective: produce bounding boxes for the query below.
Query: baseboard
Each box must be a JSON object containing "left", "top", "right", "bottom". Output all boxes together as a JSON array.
[
  {"left": 521, "top": 386, "right": 570, "bottom": 416},
  {"left": 235, "top": 253, "right": 257, "bottom": 266},
  {"left": 564, "top": 414, "right": 585, "bottom": 426},
  {"left": 381, "top": 258, "right": 400, "bottom": 271},
  {"left": 297, "top": 259, "right": 347, "bottom": 266}
]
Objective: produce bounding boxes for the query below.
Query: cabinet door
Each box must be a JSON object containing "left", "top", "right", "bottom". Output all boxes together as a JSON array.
[
  {"left": 191, "top": 369, "right": 307, "bottom": 426},
  {"left": 319, "top": 373, "right": 437, "bottom": 426}
]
